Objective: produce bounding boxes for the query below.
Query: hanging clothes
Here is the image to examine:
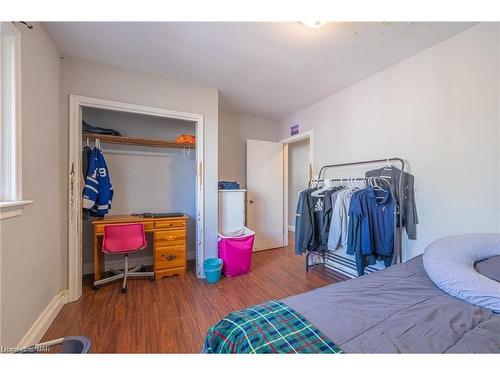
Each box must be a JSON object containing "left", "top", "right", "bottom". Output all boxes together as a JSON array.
[
  {"left": 309, "top": 194, "right": 325, "bottom": 252},
  {"left": 82, "top": 145, "right": 92, "bottom": 179},
  {"left": 82, "top": 145, "right": 93, "bottom": 220},
  {"left": 83, "top": 147, "right": 113, "bottom": 217},
  {"left": 365, "top": 166, "right": 418, "bottom": 240},
  {"left": 320, "top": 189, "right": 335, "bottom": 248},
  {"left": 327, "top": 189, "right": 352, "bottom": 251},
  {"left": 295, "top": 187, "right": 315, "bottom": 255},
  {"left": 346, "top": 187, "right": 395, "bottom": 276}
]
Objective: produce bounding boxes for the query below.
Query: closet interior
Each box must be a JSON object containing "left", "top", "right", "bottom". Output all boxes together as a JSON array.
[{"left": 81, "top": 107, "right": 197, "bottom": 282}]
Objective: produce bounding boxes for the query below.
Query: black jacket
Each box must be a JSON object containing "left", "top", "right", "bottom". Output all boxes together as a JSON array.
[{"left": 295, "top": 188, "right": 315, "bottom": 255}]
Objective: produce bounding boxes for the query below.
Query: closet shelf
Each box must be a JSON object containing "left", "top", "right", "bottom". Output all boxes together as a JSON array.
[{"left": 82, "top": 133, "right": 194, "bottom": 149}]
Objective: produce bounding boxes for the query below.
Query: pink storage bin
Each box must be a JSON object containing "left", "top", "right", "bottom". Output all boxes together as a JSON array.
[{"left": 218, "top": 228, "right": 255, "bottom": 277}]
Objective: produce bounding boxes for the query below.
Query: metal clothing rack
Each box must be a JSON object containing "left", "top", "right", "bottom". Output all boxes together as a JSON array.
[{"left": 305, "top": 157, "right": 406, "bottom": 278}]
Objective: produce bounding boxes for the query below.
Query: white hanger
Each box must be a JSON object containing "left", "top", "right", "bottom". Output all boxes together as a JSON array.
[
  {"left": 382, "top": 158, "right": 393, "bottom": 171},
  {"left": 311, "top": 178, "right": 332, "bottom": 197},
  {"left": 309, "top": 174, "right": 320, "bottom": 188}
]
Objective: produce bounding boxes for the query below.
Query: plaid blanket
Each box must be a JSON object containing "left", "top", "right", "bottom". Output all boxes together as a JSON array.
[{"left": 203, "top": 300, "right": 342, "bottom": 354}]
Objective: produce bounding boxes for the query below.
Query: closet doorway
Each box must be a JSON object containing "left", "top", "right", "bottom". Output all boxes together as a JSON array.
[
  {"left": 282, "top": 131, "right": 313, "bottom": 247},
  {"left": 67, "top": 95, "right": 204, "bottom": 302}
]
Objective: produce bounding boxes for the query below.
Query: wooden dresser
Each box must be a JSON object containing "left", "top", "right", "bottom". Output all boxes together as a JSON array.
[{"left": 92, "top": 214, "right": 189, "bottom": 282}]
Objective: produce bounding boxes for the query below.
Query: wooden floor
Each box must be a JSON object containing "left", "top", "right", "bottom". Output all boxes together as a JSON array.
[{"left": 43, "top": 234, "right": 345, "bottom": 353}]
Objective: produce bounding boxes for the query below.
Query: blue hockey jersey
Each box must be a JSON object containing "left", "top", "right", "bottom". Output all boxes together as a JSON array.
[{"left": 82, "top": 147, "right": 113, "bottom": 217}]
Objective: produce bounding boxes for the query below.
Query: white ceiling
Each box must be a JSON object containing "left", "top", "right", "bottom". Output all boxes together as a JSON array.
[{"left": 44, "top": 22, "right": 475, "bottom": 120}]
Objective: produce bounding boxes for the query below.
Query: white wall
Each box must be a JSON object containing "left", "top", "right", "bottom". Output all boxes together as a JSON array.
[
  {"left": 219, "top": 111, "right": 279, "bottom": 188},
  {"left": 279, "top": 23, "right": 500, "bottom": 260},
  {"left": 61, "top": 57, "right": 220, "bottom": 282},
  {"left": 0, "top": 23, "right": 63, "bottom": 346},
  {"left": 288, "top": 138, "right": 310, "bottom": 227},
  {"left": 81, "top": 108, "right": 196, "bottom": 270}
]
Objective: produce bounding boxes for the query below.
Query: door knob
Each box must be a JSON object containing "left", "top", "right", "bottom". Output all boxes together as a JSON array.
[{"left": 249, "top": 199, "right": 255, "bottom": 204}]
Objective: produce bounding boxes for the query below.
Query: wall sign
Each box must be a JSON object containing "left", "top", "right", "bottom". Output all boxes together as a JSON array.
[{"left": 290, "top": 124, "right": 299, "bottom": 136}]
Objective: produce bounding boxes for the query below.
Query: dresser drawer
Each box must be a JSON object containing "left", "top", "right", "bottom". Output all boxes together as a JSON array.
[
  {"left": 155, "top": 245, "right": 186, "bottom": 269},
  {"left": 155, "top": 219, "right": 186, "bottom": 229},
  {"left": 154, "top": 230, "right": 186, "bottom": 246},
  {"left": 95, "top": 221, "right": 154, "bottom": 235}
]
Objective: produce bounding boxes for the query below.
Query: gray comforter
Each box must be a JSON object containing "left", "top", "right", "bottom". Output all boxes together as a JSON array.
[{"left": 282, "top": 255, "right": 500, "bottom": 353}]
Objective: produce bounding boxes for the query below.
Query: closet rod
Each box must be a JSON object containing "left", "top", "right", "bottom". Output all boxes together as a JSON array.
[{"left": 83, "top": 133, "right": 194, "bottom": 149}]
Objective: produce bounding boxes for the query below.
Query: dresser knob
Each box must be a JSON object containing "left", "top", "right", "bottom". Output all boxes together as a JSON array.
[
  {"left": 163, "top": 254, "right": 176, "bottom": 261},
  {"left": 167, "top": 236, "right": 176, "bottom": 241}
]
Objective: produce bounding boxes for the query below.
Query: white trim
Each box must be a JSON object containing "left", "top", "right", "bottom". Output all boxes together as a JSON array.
[
  {"left": 1, "top": 23, "right": 27, "bottom": 207},
  {"left": 0, "top": 200, "right": 34, "bottom": 220},
  {"left": 280, "top": 130, "right": 314, "bottom": 145},
  {"left": 68, "top": 95, "right": 205, "bottom": 302},
  {"left": 195, "top": 111, "right": 205, "bottom": 278},
  {"left": 281, "top": 130, "right": 313, "bottom": 248},
  {"left": 17, "top": 290, "right": 69, "bottom": 348},
  {"left": 288, "top": 225, "right": 295, "bottom": 233},
  {"left": 72, "top": 95, "right": 202, "bottom": 122},
  {"left": 283, "top": 143, "right": 289, "bottom": 247}
]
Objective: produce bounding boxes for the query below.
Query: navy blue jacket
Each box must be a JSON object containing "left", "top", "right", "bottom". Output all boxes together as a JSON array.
[{"left": 347, "top": 187, "right": 395, "bottom": 275}]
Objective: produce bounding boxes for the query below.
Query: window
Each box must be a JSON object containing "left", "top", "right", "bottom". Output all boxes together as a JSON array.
[{"left": 0, "top": 22, "right": 31, "bottom": 219}]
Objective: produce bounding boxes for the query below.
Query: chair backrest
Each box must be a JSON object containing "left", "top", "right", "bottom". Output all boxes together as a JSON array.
[{"left": 102, "top": 223, "right": 147, "bottom": 254}]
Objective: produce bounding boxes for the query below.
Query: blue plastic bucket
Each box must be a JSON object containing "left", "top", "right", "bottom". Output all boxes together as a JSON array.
[{"left": 204, "top": 258, "right": 223, "bottom": 284}]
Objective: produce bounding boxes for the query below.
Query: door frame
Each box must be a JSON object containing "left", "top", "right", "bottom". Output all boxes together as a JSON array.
[
  {"left": 280, "top": 131, "right": 314, "bottom": 247},
  {"left": 68, "top": 95, "right": 205, "bottom": 302}
]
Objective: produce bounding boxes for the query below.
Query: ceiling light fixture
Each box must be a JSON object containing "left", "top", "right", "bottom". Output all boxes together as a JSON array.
[{"left": 301, "top": 21, "right": 327, "bottom": 29}]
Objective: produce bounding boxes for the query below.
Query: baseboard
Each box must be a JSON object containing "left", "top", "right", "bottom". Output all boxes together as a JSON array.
[
  {"left": 17, "top": 289, "right": 69, "bottom": 348},
  {"left": 288, "top": 225, "right": 295, "bottom": 232}
]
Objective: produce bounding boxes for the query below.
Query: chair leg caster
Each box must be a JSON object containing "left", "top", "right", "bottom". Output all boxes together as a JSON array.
[
  {"left": 121, "top": 287, "right": 127, "bottom": 293},
  {"left": 93, "top": 285, "right": 100, "bottom": 291}
]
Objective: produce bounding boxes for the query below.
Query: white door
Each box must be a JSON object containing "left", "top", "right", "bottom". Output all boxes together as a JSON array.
[{"left": 246, "top": 139, "right": 284, "bottom": 251}]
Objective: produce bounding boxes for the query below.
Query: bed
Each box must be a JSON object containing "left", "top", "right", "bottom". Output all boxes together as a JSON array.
[{"left": 203, "top": 255, "right": 500, "bottom": 353}]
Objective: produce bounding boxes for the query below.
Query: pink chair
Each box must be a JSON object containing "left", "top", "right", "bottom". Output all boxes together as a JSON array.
[{"left": 93, "top": 223, "right": 154, "bottom": 293}]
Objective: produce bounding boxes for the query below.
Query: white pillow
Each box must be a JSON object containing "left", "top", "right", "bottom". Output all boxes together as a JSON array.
[{"left": 423, "top": 234, "right": 500, "bottom": 312}]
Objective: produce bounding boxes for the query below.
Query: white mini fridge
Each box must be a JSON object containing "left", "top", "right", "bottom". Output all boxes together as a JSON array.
[{"left": 218, "top": 189, "right": 247, "bottom": 235}]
